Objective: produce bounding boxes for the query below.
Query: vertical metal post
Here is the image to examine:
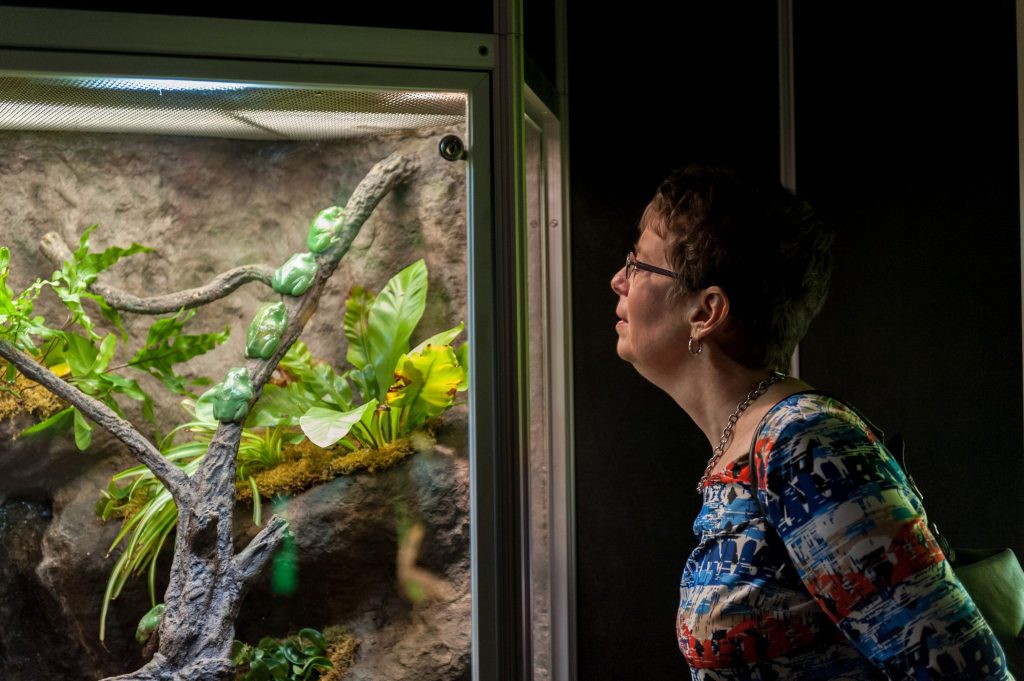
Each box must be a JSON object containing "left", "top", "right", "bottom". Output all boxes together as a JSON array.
[
  {"left": 480, "top": 0, "right": 528, "bottom": 679},
  {"left": 549, "top": 0, "right": 576, "bottom": 677},
  {"left": 548, "top": 0, "right": 573, "bottom": 675},
  {"left": 778, "top": 0, "right": 800, "bottom": 376},
  {"left": 778, "top": 0, "right": 796, "bottom": 192},
  {"left": 1018, "top": 0, "right": 1024, "bottom": 439}
]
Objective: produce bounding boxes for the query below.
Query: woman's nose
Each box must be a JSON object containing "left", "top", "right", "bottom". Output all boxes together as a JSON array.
[{"left": 611, "top": 266, "right": 628, "bottom": 295}]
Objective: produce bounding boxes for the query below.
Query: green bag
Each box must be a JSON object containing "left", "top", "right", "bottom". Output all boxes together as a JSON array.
[
  {"left": 885, "top": 434, "right": 1024, "bottom": 643},
  {"left": 951, "top": 547, "right": 1024, "bottom": 641}
]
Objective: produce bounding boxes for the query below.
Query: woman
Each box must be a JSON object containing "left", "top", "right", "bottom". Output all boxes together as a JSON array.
[{"left": 610, "top": 165, "right": 1011, "bottom": 680}]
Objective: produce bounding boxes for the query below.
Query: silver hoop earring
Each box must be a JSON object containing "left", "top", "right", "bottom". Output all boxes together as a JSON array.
[{"left": 688, "top": 337, "right": 703, "bottom": 355}]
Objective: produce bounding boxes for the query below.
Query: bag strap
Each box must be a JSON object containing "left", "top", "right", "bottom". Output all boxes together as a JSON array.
[{"left": 746, "top": 390, "right": 955, "bottom": 561}]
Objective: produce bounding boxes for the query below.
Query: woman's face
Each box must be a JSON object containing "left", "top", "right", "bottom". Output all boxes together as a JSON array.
[{"left": 610, "top": 227, "right": 690, "bottom": 380}]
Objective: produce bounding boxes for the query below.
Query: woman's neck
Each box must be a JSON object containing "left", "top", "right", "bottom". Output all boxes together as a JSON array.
[{"left": 663, "top": 352, "right": 811, "bottom": 464}]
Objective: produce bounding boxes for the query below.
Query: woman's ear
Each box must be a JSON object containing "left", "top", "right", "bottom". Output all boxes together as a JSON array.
[{"left": 686, "top": 286, "right": 730, "bottom": 341}]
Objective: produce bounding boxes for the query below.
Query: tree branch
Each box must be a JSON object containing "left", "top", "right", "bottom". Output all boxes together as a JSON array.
[
  {"left": 0, "top": 339, "right": 191, "bottom": 500},
  {"left": 322, "top": 152, "right": 421, "bottom": 265},
  {"left": 232, "top": 514, "right": 288, "bottom": 585},
  {"left": 40, "top": 232, "right": 274, "bottom": 314},
  {"left": 197, "top": 151, "right": 420, "bottom": 487}
]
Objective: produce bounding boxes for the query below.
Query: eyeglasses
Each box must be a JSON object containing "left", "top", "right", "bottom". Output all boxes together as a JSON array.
[{"left": 625, "top": 251, "right": 677, "bottom": 280}]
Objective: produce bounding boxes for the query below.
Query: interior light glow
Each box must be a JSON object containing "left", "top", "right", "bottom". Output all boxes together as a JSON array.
[{"left": 72, "top": 78, "right": 252, "bottom": 92}]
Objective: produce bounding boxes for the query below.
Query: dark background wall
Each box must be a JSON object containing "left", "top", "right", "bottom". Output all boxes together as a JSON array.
[
  {"left": 567, "top": 3, "right": 781, "bottom": 679},
  {"left": 794, "top": 3, "right": 1022, "bottom": 561},
  {"left": 568, "top": 2, "right": 1022, "bottom": 680}
]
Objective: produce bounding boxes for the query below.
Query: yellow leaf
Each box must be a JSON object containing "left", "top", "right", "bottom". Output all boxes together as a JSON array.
[{"left": 49, "top": 362, "right": 71, "bottom": 377}]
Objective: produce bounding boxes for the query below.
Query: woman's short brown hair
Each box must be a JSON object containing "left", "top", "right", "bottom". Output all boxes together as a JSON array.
[{"left": 641, "top": 165, "right": 835, "bottom": 372}]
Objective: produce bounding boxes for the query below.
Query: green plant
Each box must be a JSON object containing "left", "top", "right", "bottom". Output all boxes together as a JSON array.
[
  {"left": 2, "top": 228, "right": 228, "bottom": 449},
  {"left": 232, "top": 628, "right": 333, "bottom": 681},
  {"left": 299, "top": 259, "right": 467, "bottom": 449},
  {"left": 2, "top": 156, "right": 417, "bottom": 679},
  {"left": 95, "top": 259, "right": 467, "bottom": 641}
]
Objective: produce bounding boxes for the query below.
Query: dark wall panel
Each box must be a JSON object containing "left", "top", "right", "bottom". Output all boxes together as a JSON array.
[
  {"left": 568, "top": 2, "right": 779, "bottom": 678},
  {"left": 794, "top": 3, "right": 1023, "bottom": 559}
]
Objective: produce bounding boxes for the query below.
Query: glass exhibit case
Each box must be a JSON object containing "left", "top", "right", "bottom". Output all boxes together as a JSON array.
[{"left": 0, "top": 6, "right": 572, "bottom": 681}]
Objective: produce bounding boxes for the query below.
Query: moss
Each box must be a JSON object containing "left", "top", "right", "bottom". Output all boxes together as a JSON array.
[
  {"left": 0, "top": 365, "right": 66, "bottom": 425},
  {"left": 235, "top": 427, "right": 436, "bottom": 502},
  {"left": 319, "top": 625, "right": 360, "bottom": 681},
  {"left": 115, "top": 487, "right": 153, "bottom": 522}
]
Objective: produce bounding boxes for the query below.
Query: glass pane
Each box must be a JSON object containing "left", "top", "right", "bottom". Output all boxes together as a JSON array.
[{"left": 0, "top": 74, "right": 471, "bottom": 680}]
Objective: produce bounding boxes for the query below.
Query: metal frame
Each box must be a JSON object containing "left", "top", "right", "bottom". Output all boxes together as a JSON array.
[
  {"left": 1018, "top": 0, "right": 1024, "bottom": 432},
  {"left": 523, "top": 84, "right": 574, "bottom": 681},
  {"left": 778, "top": 0, "right": 800, "bottom": 377},
  {"left": 0, "top": 7, "right": 526, "bottom": 681},
  {"left": 778, "top": 0, "right": 796, "bottom": 193},
  {"left": 483, "top": 0, "right": 529, "bottom": 678},
  {"left": 0, "top": 7, "right": 494, "bottom": 70}
]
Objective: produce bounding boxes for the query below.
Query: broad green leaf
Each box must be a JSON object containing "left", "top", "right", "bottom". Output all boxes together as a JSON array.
[
  {"left": 348, "top": 365, "right": 375, "bottom": 405},
  {"left": 315, "top": 363, "right": 353, "bottom": 410},
  {"left": 20, "top": 406, "right": 74, "bottom": 438},
  {"left": 194, "top": 391, "right": 217, "bottom": 423},
  {"left": 64, "top": 333, "right": 99, "bottom": 377},
  {"left": 278, "top": 339, "right": 314, "bottom": 374},
  {"left": 92, "top": 334, "right": 117, "bottom": 374},
  {"left": 410, "top": 321, "right": 465, "bottom": 355},
  {"left": 73, "top": 408, "right": 94, "bottom": 450},
  {"left": 364, "top": 259, "right": 428, "bottom": 401},
  {"left": 102, "top": 372, "right": 149, "bottom": 402},
  {"left": 247, "top": 383, "right": 326, "bottom": 428},
  {"left": 300, "top": 401, "right": 376, "bottom": 448},
  {"left": 275, "top": 340, "right": 353, "bottom": 411},
  {"left": 343, "top": 286, "right": 375, "bottom": 371},
  {"left": 386, "top": 344, "right": 464, "bottom": 431}
]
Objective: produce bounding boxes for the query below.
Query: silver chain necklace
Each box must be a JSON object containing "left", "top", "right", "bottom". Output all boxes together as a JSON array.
[{"left": 696, "top": 371, "right": 786, "bottom": 494}]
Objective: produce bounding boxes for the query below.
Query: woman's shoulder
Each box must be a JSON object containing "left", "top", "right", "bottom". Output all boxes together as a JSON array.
[{"left": 753, "top": 391, "right": 880, "bottom": 457}]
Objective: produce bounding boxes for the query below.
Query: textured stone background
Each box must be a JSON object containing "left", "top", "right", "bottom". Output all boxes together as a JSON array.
[{"left": 0, "top": 125, "right": 470, "bottom": 680}]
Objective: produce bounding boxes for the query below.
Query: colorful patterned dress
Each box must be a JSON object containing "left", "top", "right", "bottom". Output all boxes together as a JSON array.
[{"left": 678, "top": 392, "right": 1010, "bottom": 680}]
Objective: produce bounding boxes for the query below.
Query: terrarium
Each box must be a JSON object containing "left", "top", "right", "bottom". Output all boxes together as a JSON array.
[{"left": 0, "top": 12, "right": 497, "bottom": 680}]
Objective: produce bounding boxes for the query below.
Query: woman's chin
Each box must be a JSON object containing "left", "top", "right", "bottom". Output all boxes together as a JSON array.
[{"left": 615, "top": 340, "right": 636, "bottom": 364}]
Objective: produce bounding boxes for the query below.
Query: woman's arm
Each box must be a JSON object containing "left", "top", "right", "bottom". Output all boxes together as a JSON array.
[{"left": 757, "top": 402, "right": 1011, "bottom": 680}]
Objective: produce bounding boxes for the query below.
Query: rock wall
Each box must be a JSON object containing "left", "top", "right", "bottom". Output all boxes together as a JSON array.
[{"left": 0, "top": 125, "right": 470, "bottom": 680}]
